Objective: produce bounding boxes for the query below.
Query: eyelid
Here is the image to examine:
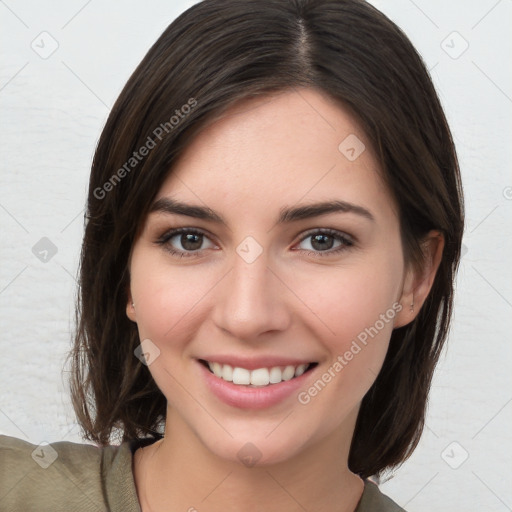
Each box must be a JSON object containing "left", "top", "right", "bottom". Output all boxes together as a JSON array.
[
  {"left": 295, "top": 227, "right": 355, "bottom": 245},
  {"left": 155, "top": 226, "right": 356, "bottom": 259},
  {"left": 292, "top": 228, "right": 355, "bottom": 258},
  {"left": 155, "top": 227, "right": 218, "bottom": 248}
]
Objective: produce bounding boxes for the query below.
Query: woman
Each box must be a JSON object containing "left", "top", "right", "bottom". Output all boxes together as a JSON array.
[{"left": 0, "top": 0, "right": 464, "bottom": 510}]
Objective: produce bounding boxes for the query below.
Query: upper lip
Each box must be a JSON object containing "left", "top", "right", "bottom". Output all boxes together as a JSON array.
[{"left": 198, "top": 355, "right": 317, "bottom": 370}]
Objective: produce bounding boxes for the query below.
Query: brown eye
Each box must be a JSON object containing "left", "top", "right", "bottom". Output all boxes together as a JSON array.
[
  {"left": 176, "top": 232, "right": 203, "bottom": 251},
  {"left": 296, "top": 229, "right": 354, "bottom": 257},
  {"left": 310, "top": 233, "right": 336, "bottom": 251},
  {"left": 156, "top": 228, "right": 216, "bottom": 258}
]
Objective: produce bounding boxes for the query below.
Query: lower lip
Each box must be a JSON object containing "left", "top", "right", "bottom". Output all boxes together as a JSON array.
[{"left": 197, "top": 360, "right": 315, "bottom": 410}]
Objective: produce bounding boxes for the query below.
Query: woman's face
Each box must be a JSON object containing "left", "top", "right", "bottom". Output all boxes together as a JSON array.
[{"left": 126, "top": 87, "right": 416, "bottom": 466}]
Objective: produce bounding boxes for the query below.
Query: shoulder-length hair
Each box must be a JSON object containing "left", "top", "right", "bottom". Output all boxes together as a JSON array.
[{"left": 69, "top": 0, "right": 464, "bottom": 479}]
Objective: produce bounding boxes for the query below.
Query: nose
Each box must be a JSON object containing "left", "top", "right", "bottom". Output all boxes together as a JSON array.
[{"left": 212, "top": 248, "right": 291, "bottom": 342}]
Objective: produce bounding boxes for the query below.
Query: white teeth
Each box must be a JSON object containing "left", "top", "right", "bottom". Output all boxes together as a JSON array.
[
  {"left": 221, "top": 364, "right": 233, "bottom": 382},
  {"left": 295, "top": 363, "right": 308, "bottom": 377},
  {"left": 269, "top": 367, "right": 282, "bottom": 384},
  {"left": 232, "top": 367, "right": 251, "bottom": 385},
  {"left": 211, "top": 362, "right": 223, "bottom": 378},
  {"left": 206, "top": 361, "right": 312, "bottom": 386},
  {"left": 250, "top": 368, "right": 270, "bottom": 386},
  {"left": 282, "top": 365, "right": 295, "bottom": 381}
]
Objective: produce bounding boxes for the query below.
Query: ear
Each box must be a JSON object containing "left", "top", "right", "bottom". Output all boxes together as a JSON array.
[
  {"left": 126, "top": 286, "right": 137, "bottom": 323},
  {"left": 394, "top": 230, "right": 444, "bottom": 328}
]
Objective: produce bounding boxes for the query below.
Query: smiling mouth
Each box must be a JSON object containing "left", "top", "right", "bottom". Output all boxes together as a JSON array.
[{"left": 199, "top": 359, "right": 318, "bottom": 387}]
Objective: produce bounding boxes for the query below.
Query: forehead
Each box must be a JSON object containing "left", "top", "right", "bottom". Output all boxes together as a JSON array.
[{"left": 155, "top": 88, "right": 397, "bottom": 225}]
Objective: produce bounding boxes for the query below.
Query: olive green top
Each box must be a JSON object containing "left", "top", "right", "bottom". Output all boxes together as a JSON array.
[{"left": 0, "top": 434, "right": 405, "bottom": 511}]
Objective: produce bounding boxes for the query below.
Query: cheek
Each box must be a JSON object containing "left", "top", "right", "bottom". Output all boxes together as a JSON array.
[
  {"left": 130, "top": 257, "right": 216, "bottom": 349},
  {"left": 291, "top": 258, "right": 403, "bottom": 427},
  {"left": 289, "top": 253, "right": 403, "bottom": 384},
  {"left": 294, "top": 256, "right": 402, "bottom": 337}
]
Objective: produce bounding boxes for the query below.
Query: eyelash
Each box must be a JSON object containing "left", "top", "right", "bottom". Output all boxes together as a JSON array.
[{"left": 155, "top": 227, "right": 355, "bottom": 259}]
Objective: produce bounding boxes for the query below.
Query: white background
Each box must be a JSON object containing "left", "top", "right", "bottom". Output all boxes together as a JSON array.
[{"left": 0, "top": 1, "right": 511, "bottom": 511}]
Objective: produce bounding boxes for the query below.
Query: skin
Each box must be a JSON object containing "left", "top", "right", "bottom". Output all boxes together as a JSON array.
[{"left": 126, "top": 87, "right": 444, "bottom": 512}]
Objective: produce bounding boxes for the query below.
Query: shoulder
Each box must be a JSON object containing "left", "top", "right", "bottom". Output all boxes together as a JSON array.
[
  {"left": 356, "top": 479, "right": 407, "bottom": 512},
  {"left": 0, "top": 434, "right": 140, "bottom": 512}
]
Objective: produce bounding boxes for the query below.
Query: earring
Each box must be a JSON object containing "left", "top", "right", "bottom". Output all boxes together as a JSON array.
[
  {"left": 410, "top": 300, "right": 414, "bottom": 313},
  {"left": 131, "top": 302, "right": 135, "bottom": 308}
]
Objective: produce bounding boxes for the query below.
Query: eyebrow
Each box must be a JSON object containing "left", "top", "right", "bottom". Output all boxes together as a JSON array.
[{"left": 149, "top": 197, "right": 375, "bottom": 225}]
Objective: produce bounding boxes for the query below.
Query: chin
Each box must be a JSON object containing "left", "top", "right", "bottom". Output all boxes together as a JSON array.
[
  {"left": 194, "top": 421, "right": 318, "bottom": 469},
  {"left": 217, "top": 438, "right": 301, "bottom": 468}
]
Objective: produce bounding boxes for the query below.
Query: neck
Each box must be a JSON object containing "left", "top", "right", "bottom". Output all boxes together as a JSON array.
[{"left": 134, "top": 408, "right": 364, "bottom": 512}]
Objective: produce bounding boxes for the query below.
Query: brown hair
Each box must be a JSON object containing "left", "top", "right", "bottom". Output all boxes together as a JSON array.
[{"left": 69, "top": 0, "right": 464, "bottom": 479}]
